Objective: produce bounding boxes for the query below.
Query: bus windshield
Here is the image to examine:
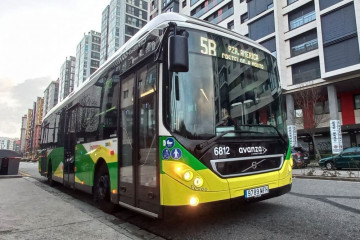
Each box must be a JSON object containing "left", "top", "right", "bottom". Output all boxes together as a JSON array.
[{"left": 167, "top": 29, "right": 286, "bottom": 140}]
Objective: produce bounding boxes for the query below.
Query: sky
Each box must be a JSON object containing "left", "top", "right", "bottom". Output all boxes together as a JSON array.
[{"left": 0, "top": 0, "right": 110, "bottom": 138}]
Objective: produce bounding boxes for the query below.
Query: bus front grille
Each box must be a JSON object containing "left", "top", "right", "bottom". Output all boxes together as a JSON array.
[{"left": 210, "top": 154, "right": 284, "bottom": 178}]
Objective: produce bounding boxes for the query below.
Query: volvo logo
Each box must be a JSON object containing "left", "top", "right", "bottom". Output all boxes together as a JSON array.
[
  {"left": 239, "top": 146, "right": 267, "bottom": 155},
  {"left": 242, "top": 159, "right": 266, "bottom": 173}
]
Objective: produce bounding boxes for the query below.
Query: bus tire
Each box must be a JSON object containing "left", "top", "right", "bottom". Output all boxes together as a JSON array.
[
  {"left": 47, "top": 161, "right": 55, "bottom": 187},
  {"left": 94, "top": 164, "right": 115, "bottom": 213}
]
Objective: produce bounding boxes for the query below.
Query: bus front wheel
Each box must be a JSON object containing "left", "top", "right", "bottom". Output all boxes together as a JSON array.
[{"left": 47, "top": 161, "right": 55, "bottom": 187}]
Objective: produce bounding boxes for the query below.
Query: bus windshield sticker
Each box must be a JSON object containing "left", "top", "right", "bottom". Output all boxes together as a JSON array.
[
  {"left": 165, "top": 137, "right": 175, "bottom": 148},
  {"left": 171, "top": 148, "right": 182, "bottom": 160},
  {"left": 162, "top": 149, "right": 171, "bottom": 160}
]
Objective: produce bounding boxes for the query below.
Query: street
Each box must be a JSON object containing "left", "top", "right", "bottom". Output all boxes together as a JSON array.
[{"left": 18, "top": 162, "right": 360, "bottom": 240}]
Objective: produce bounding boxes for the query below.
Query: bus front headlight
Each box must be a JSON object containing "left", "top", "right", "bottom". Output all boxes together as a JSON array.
[
  {"left": 183, "top": 171, "right": 193, "bottom": 181},
  {"left": 193, "top": 177, "right": 203, "bottom": 187}
]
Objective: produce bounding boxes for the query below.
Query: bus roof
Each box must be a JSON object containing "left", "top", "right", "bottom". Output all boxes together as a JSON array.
[{"left": 43, "top": 12, "right": 271, "bottom": 121}]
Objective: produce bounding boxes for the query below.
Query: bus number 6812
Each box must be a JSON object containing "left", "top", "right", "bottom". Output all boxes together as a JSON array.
[{"left": 214, "top": 146, "right": 230, "bottom": 156}]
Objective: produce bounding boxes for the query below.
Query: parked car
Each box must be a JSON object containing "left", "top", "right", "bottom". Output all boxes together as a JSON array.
[
  {"left": 293, "top": 147, "right": 310, "bottom": 165},
  {"left": 319, "top": 147, "right": 360, "bottom": 170},
  {"left": 291, "top": 148, "right": 307, "bottom": 168}
]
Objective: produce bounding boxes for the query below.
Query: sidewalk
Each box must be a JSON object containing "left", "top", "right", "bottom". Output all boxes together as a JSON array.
[
  {"left": 292, "top": 167, "right": 360, "bottom": 182},
  {"left": 0, "top": 177, "right": 163, "bottom": 240}
]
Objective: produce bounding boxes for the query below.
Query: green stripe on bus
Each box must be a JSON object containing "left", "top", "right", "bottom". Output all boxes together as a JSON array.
[{"left": 159, "top": 136, "right": 208, "bottom": 173}]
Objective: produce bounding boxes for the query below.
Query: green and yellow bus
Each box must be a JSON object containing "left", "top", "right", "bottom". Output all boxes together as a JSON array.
[{"left": 39, "top": 13, "right": 292, "bottom": 218}]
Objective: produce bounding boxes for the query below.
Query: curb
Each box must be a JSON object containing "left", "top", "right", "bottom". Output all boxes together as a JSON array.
[
  {"left": 0, "top": 174, "right": 23, "bottom": 179},
  {"left": 293, "top": 175, "right": 360, "bottom": 182}
]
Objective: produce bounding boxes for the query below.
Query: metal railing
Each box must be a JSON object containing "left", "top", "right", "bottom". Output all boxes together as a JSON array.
[
  {"left": 291, "top": 39, "right": 318, "bottom": 57},
  {"left": 293, "top": 68, "right": 320, "bottom": 84},
  {"left": 289, "top": 11, "right": 316, "bottom": 30},
  {"left": 210, "top": 7, "right": 234, "bottom": 24},
  {"left": 193, "top": 0, "right": 225, "bottom": 18},
  {"left": 191, "top": 0, "right": 200, "bottom": 6},
  {"left": 288, "top": 0, "right": 298, "bottom": 5}
]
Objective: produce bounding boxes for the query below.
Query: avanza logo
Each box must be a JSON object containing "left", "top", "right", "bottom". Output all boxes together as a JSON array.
[{"left": 238, "top": 146, "right": 267, "bottom": 155}]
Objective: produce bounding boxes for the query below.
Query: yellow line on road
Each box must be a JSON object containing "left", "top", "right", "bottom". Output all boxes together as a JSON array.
[{"left": 19, "top": 171, "right": 31, "bottom": 177}]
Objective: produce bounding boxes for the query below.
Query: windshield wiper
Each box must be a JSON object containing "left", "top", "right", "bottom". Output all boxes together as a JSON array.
[
  {"left": 240, "top": 124, "right": 287, "bottom": 144},
  {"left": 195, "top": 130, "right": 259, "bottom": 151}
]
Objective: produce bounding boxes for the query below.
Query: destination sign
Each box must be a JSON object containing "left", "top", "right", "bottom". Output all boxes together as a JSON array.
[{"left": 198, "top": 36, "right": 266, "bottom": 70}]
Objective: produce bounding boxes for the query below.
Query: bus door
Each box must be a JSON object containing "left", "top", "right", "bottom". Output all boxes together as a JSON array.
[
  {"left": 64, "top": 106, "right": 77, "bottom": 188},
  {"left": 119, "top": 64, "right": 160, "bottom": 217}
]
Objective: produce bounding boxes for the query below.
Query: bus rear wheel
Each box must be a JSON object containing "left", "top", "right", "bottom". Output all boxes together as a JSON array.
[{"left": 94, "top": 164, "right": 115, "bottom": 213}]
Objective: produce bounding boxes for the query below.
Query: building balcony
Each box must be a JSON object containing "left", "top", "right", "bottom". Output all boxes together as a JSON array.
[
  {"left": 191, "top": 0, "right": 200, "bottom": 6},
  {"left": 210, "top": 7, "right": 234, "bottom": 24},
  {"left": 193, "top": 0, "right": 225, "bottom": 18},
  {"left": 289, "top": 11, "right": 315, "bottom": 30},
  {"left": 293, "top": 68, "right": 321, "bottom": 84},
  {"left": 291, "top": 39, "right": 318, "bottom": 57}
]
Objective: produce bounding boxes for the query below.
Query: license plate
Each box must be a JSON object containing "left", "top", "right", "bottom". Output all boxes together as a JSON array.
[
  {"left": 245, "top": 186, "right": 269, "bottom": 198},
  {"left": 304, "top": 157, "right": 308, "bottom": 160}
]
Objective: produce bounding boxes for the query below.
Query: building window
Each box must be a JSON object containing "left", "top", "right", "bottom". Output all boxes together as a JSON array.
[
  {"left": 290, "top": 29, "right": 318, "bottom": 57},
  {"left": 288, "top": 3, "right": 315, "bottom": 30},
  {"left": 227, "top": 20, "right": 234, "bottom": 30},
  {"left": 292, "top": 58, "right": 321, "bottom": 84},
  {"left": 322, "top": 3, "right": 360, "bottom": 72},
  {"left": 288, "top": 0, "right": 298, "bottom": 5},
  {"left": 241, "top": 12, "right": 248, "bottom": 24},
  {"left": 182, "top": 0, "right": 186, "bottom": 8},
  {"left": 355, "top": 94, "right": 360, "bottom": 109}
]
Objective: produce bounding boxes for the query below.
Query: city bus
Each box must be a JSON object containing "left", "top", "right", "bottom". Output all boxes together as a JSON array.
[{"left": 39, "top": 13, "right": 292, "bottom": 218}]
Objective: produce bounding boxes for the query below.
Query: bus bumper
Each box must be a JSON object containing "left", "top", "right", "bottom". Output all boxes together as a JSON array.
[{"left": 161, "top": 160, "right": 292, "bottom": 206}]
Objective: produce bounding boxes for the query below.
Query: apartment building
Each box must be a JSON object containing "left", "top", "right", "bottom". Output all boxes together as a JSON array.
[
  {"left": 58, "top": 56, "right": 76, "bottom": 102},
  {"left": 75, "top": 31, "right": 101, "bottom": 88},
  {"left": 147, "top": 0, "right": 360, "bottom": 153},
  {"left": 100, "top": 0, "right": 148, "bottom": 65},
  {"left": 20, "top": 114, "right": 27, "bottom": 153},
  {"left": 43, "top": 79, "right": 59, "bottom": 118}
]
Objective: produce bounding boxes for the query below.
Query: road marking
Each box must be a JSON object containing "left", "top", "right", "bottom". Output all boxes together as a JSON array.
[{"left": 19, "top": 171, "right": 31, "bottom": 177}]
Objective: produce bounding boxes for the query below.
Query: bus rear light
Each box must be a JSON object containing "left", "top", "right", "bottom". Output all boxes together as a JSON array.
[
  {"left": 110, "top": 150, "right": 114, "bottom": 155},
  {"left": 112, "top": 189, "right": 117, "bottom": 194},
  {"left": 81, "top": 181, "right": 84, "bottom": 185},
  {"left": 189, "top": 197, "right": 199, "bottom": 206},
  {"left": 74, "top": 167, "right": 77, "bottom": 172}
]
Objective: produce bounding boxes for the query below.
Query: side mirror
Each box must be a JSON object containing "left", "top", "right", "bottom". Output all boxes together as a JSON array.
[{"left": 168, "top": 34, "right": 189, "bottom": 72}]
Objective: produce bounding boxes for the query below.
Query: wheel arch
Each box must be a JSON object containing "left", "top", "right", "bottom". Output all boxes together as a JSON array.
[{"left": 93, "top": 158, "right": 109, "bottom": 187}]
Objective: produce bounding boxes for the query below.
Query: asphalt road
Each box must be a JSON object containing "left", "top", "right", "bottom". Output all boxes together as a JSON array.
[{"left": 20, "top": 162, "right": 360, "bottom": 240}]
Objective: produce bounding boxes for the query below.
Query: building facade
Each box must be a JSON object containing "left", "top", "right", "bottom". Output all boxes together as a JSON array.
[
  {"left": 0, "top": 137, "right": 9, "bottom": 150},
  {"left": 0, "top": 137, "right": 19, "bottom": 151},
  {"left": 23, "top": 97, "right": 44, "bottom": 159},
  {"left": 33, "top": 97, "right": 44, "bottom": 153},
  {"left": 43, "top": 79, "right": 59, "bottom": 118},
  {"left": 58, "top": 56, "right": 76, "bottom": 102},
  {"left": 149, "top": 0, "right": 360, "bottom": 153},
  {"left": 100, "top": 0, "right": 148, "bottom": 65},
  {"left": 75, "top": 31, "right": 101, "bottom": 88},
  {"left": 20, "top": 114, "right": 27, "bottom": 153},
  {"left": 25, "top": 108, "right": 33, "bottom": 155}
]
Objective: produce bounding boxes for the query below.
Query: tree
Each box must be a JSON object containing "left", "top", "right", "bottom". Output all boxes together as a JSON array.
[{"left": 293, "top": 86, "right": 329, "bottom": 159}]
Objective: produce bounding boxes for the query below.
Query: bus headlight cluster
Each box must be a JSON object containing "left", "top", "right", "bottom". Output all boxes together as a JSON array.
[
  {"left": 183, "top": 171, "right": 193, "bottom": 181},
  {"left": 193, "top": 177, "right": 203, "bottom": 187}
]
